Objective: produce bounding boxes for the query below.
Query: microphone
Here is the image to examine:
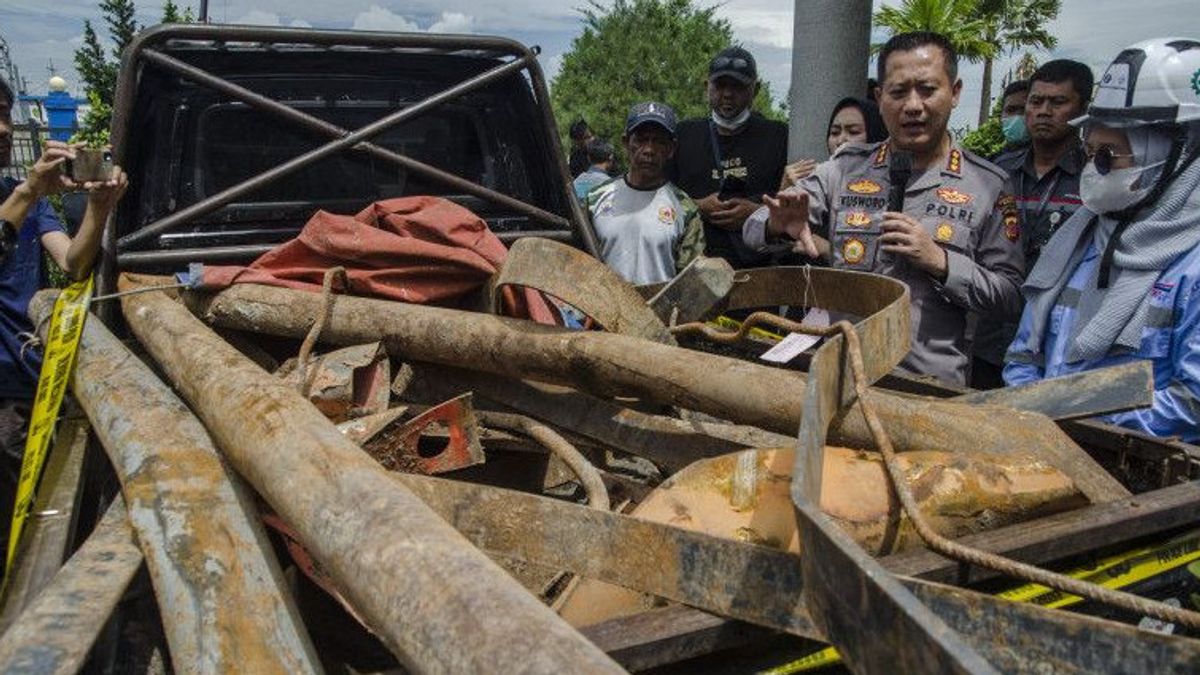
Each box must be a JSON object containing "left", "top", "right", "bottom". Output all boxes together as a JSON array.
[{"left": 887, "top": 150, "right": 913, "bottom": 213}]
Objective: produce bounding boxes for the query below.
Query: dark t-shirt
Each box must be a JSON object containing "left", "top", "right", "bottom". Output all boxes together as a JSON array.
[
  {"left": 668, "top": 113, "right": 788, "bottom": 268},
  {"left": 568, "top": 147, "right": 590, "bottom": 179},
  {"left": 0, "top": 178, "right": 66, "bottom": 399}
]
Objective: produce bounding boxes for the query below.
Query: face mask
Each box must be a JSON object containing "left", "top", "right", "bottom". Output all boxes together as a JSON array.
[
  {"left": 1001, "top": 115, "right": 1029, "bottom": 144},
  {"left": 711, "top": 108, "right": 751, "bottom": 132},
  {"left": 1080, "top": 159, "right": 1164, "bottom": 214}
]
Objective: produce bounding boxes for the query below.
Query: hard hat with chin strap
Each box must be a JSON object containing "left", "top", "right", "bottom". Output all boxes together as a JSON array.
[{"left": 1072, "top": 37, "right": 1200, "bottom": 128}]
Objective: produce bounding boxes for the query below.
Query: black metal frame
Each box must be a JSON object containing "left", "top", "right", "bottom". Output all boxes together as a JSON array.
[{"left": 100, "top": 24, "right": 600, "bottom": 302}]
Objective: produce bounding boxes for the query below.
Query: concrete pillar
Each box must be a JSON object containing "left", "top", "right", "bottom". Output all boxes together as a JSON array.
[{"left": 788, "top": 0, "right": 874, "bottom": 161}]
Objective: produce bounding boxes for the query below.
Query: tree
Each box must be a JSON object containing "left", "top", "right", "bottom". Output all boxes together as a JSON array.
[
  {"left": 551, "top": 0, "right": 784, "bottom": 151},
  {"left": 162, "top": 0, "right": 183, "bottom": 23},
  {"left": 72, "top": 0, "right": 144, "bottom": 140},
  {"left": 975, "top": 0, "right": 1059, "bottom": 125},
  {"left": 873, "top": 0, "right": 1059, "bottom": 127}
]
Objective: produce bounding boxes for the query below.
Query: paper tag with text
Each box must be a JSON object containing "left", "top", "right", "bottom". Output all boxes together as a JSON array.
[{"left": 760, "top": 309, "right": 830, "bottom": 363}]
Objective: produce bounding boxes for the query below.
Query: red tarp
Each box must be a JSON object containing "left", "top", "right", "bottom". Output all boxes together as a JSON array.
[{"left": 198, "top": 196, "right": 555, "bottom": 322}]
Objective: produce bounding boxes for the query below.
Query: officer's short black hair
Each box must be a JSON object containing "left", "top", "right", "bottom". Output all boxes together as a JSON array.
[
  {"left": 0, "top": 75, "right": 13, "bottom": 107},
  {"left": 1031, "top": 59, "right": 1094, "bottom": 104},
  {"left": 569, "top": 119, "right": 590, "bottom": 140},
  {"left": 585, "top": 138, "right": 614, "bottom": 164},
  {"left": 1002, "top": 79, "right": 1031, "bottom": 101},
  {"left": 877, "top": 31, "right": 958, "bottom": 84}
]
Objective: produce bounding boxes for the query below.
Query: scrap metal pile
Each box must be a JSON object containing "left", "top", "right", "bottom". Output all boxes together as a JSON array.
[{"left": 2, "top": 237, "right": 1200, "bottom": 674}]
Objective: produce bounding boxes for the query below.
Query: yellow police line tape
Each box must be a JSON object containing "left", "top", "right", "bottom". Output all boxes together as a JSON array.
[
  {"left": 5, "top": 276, "right": 93, "bottom": 573},
  {"left": 712, "top": 315, "right": 786, "bottom": 342},
  {"left": 759, "top": 530, "right": 1200, "bottom": 674}
]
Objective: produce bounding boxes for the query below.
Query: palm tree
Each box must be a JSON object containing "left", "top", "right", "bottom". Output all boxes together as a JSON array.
[
  {"left": 872, "top": 0, "right": 1060, "bottom": 126},
  {"left": 976, "top": 0, "right": 1060, "bottom": 125}
]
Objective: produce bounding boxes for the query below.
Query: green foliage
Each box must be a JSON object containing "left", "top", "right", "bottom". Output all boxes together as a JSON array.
[
  {"left": 959, "top": 86, "right": 1006, "bottom": 157},
  {"left": 70, "top": 90, "right": 113, "bottom": 147},
  {"left": 872, "top": 0, "right": 998, "bottom": 60},
  {"left": 162, "top": 0, "right": 196, "bottom": 23},
  {"left": 551, "top": 0, "right": 785, "bottom": 151},
  {"left": 73, "top": 21, "right": 117, "bottom": 108},
  {"left": 73, "top": 0, "right": 143, "bottom": 142}
]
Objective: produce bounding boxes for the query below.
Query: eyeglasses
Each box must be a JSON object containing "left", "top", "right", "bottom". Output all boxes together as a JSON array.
[
  {"left": 711, "top": 56, "right": 750, "bottom": 71},
  {"left": 1086, "top": 145, "right": 1136, "bottom": 175}
]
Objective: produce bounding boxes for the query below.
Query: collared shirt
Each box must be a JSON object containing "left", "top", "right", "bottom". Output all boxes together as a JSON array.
[
  {"left": 586, "top": 177, "right": 705, "bottom": 285},
  {"left": 993, "top": 141, "right": 1085, "bottom": 263},
  {"left": 1004, "top": 242, "right": 1200, "bottom": 442},
  {"left": 744, "top": 140, "right": 1025, "bottom": 385},
  {"left": 974, "top": 141, "right": 1086, "bottom": 367}
]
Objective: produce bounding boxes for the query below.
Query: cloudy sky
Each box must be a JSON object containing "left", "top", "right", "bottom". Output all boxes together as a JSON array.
[{"left": 0, "top": 0, "right": 1195, "bottom": 128}]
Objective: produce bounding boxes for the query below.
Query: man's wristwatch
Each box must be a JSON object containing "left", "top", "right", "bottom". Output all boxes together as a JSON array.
[{"left": 0, "top": 219, "right": 17, "bottom": 265}]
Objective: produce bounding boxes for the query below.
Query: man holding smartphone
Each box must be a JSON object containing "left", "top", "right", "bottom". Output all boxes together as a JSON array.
[
  {"left": 0, "top": 74, "right": 128, "bottom": 555},
  {"left": 668, "top": 46, "right": 788, "bottom": 268}
]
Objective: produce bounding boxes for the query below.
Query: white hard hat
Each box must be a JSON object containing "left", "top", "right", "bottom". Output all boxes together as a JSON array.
[{"left": 1072, "top": 38, "right": 1200, "bottom": 128}]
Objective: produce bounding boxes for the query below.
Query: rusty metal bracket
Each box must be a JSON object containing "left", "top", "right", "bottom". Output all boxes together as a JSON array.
[
  {"left": 361, "top": 394, "right": 486, "bottom": 475},
  {"left": 489, "top": 238, "right": 675, "bottom": 343},
  {"left": 955, "top": 360, "right": 1154, "bottom": 421}
]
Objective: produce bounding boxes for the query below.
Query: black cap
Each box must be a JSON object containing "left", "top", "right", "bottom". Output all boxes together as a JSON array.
[
  {"left": 625, "top": 101, "right": 677, "bottom": 136},
  {"left": 708, "top": 46, "right": 757, "bottom": 84}
]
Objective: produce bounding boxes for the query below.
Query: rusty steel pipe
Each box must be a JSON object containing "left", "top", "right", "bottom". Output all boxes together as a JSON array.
[
  {"left": 28, "top": 291, "right": 322, "bottom": 674},
  {"left": 180, "top": 278, "right": 1125, "bottom": 502},
  {"left": 117, "top": 278, "right": 622, "bottom": 674}
]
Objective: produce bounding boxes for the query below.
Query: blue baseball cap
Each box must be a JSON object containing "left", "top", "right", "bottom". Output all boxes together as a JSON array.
[{"left": 625, "top": 101, "right": 678, "bottom": 136}]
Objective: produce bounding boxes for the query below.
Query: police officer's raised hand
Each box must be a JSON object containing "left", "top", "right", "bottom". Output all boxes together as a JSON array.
[
  {"left": 880, "top": 211, "right": 948, "bottom": 280},
  {"left": 23, "top": 141, "right": 77, "bottom": 198},
  {"left": 763, "top": 190, "right": 818, "bottom": 258}
]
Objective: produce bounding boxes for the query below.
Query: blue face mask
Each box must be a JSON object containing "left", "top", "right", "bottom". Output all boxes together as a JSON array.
[{"left": 1001, "top": 115, "right": 1029, "bottom": 144}]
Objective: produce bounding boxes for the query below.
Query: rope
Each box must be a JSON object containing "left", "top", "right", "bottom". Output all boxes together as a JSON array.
[
  {"left": 296, "top": 267, "right": 347, "bottom": 398},
  {"left": 676, "top": 313, "right": 1200, "bottom": 629}
]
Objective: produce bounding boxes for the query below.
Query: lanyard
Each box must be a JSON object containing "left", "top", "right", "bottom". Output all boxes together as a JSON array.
[
  {"left": 1017, "top": 165, "right": 1064, "bottom": 233},
  {"left": 707, "top": 121, "right": 724, "bottom": 184}
]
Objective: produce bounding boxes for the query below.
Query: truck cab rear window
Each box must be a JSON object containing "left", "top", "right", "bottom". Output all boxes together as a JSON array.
[{"left": 199, "top": 103, "right": 487, "bottom": 203}]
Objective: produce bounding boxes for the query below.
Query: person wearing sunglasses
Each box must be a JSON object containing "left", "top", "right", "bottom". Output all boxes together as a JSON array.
[
  {"left": 1004, "top": 38, "right": 1200, "bottom": 442},
  {"left": 973, "top": 60, "right": 1092, "bottom": 388},
  {"left": 667, "top": 46, "right": 788, "bottom": 269}
]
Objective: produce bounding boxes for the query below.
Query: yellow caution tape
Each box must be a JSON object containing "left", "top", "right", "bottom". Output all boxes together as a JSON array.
[
  {"left": 712, "top": 315, "right": 786, "bottom": 342},
  {"left": 759, "top": 530, "right": 1200, "bottom": 674},
  {"left": 6, "top": 277, "right": 93, "bottom": 572}
]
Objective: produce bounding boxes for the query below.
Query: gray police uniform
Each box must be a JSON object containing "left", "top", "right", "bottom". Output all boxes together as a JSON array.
[{"left": 744, "top": 140, "right": 1026, "bottom": 385}]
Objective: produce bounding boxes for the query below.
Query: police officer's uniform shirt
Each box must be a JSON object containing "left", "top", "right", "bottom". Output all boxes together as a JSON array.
[
  {"left": 744, "top": 140, "right": 1025, "bottom": 385},
  {"left": 587, "top": 177, "right": 704, "bottom": 286},
  {"left": 974, "top": 142, "right": 1085, "bottom": 367}
]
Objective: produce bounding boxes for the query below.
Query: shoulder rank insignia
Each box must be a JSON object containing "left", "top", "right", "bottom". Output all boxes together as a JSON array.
[
  {"left": 946, "top": 148, "right": 962, "bottom": 174},
  {"left": 842, "top": 237, "right": 866, "bottom": 265},
  {"left": 847, "top": 179, "right": 882, "bottom": 195},
  {"left": 937, "top": 187, "right": 973, "bottom": 205},
  {"left": 873, "top": 143, "right": 890, "bottom": 167}
]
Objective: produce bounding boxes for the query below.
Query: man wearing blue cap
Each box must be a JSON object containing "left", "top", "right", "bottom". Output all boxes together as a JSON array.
[{"left": 585, "top": 102, "right": 705, "bottom": 285}]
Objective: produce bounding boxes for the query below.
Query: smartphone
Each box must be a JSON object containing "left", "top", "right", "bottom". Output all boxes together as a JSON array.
[{"left": 64, "top": 148, "right": 114, "bottom": 183}]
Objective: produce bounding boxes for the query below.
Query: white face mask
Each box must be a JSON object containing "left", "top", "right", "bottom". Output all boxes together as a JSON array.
[
  {"left": 711, "top": 108, "right": 751, "bottom": 131},
  {"left": 1080, "top": 160, "right": 1165, "bottom": 215}
]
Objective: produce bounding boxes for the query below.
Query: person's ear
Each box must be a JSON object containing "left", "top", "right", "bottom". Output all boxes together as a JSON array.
[{"left": 951, "top": 78, "right": 963, "bottom": 108}]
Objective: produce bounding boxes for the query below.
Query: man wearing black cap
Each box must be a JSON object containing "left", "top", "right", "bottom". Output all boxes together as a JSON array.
[
  {"left": 668, "top": 46, "right": 788, "bottom": 268},
  {"left": 585, "top": 102, "right": 704, "bottom": 285}
]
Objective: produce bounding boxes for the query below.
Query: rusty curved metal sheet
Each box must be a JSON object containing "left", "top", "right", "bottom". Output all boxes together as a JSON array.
[
  {"left": 491, "top": 238, "right": 675, "bottom": 344},
  {"left": 28, "top": 291, "right": 322, "bottom": 675}
]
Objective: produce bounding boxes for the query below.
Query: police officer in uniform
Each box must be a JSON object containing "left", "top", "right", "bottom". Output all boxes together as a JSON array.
[
  {"left": 973, "top": 59, "right": 1092, "bottom": 387},
  {"left": 743, "top": 31, "right": 1025, "bottom": 385}
]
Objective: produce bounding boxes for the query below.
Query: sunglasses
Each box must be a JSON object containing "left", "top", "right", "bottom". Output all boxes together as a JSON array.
[
  {"left": 1086, "top": 145, "right": 1136, "bottom": 175},
  {"left": 711, "top": 56, "right": 751, "bottom": 71}
]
